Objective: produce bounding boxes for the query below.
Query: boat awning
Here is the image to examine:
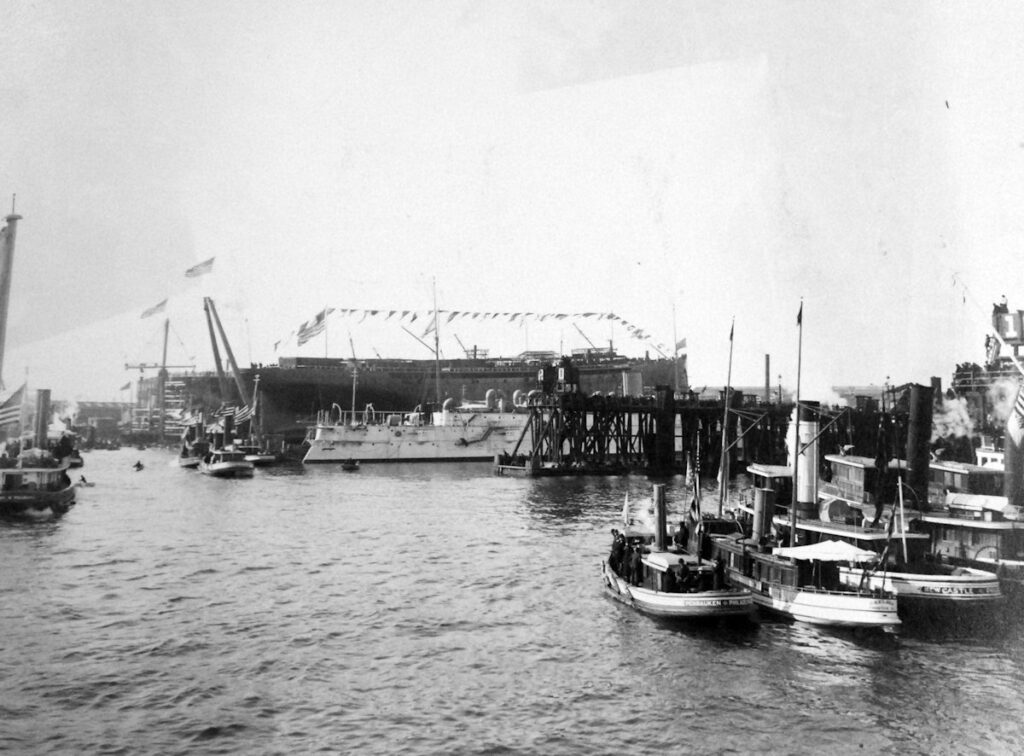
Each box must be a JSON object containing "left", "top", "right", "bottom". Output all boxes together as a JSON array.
[
  {"left": 642, "top": 550, "right": 700, "bottom": 572},
  {"left": 772, "top": 539, "right": 879, "bottom": 563}
]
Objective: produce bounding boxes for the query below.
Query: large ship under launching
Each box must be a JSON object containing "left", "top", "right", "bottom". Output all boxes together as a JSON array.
[{"left": 136, "top": 345, "right": 683, "bottom": 444}]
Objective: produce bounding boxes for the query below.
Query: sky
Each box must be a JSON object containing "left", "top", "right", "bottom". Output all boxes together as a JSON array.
[{"left": 2, "top": 1, "right": 1023, "bottom": 402}]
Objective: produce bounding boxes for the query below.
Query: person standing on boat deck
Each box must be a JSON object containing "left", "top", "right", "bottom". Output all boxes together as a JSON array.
[
  {"left": 609, "top": 529, "right": 624, "bottom": 573},
  {"left": 629, "top": 545, "right": 643, "bottom": 586},
  {"left": 674, "top": 520, "right": 689, "bottom": 551}
]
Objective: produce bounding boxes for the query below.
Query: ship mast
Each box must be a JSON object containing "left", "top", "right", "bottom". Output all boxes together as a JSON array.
[
  {"left": 0, "top": 201, "right": 23, "bottom": 390},
  {"left": 433, "top": 279, "right": 441, "bottom": 405}
]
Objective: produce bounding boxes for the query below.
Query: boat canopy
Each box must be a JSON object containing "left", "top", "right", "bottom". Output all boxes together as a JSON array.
[
  {"left": 944, "top": 492, "right": 1023, "bottom": 520},
  {"left": 642, "top": 550, "right": 700, "bottom": 572},
  {"left": 773, "top": 539, "right": 879, "bottom": 563}
]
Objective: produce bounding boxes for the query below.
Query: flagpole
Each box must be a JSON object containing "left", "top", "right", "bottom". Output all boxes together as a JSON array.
[
  {"left": 718, "top": 317, "right": 734, "bottom": 516},
  {"left": 433, "top": 278, "right": 441, "bottom": 406},
  {"left": 791, "top": 299, "right": 804, "bottom": 546},
  {"left": 672, "top": 300, "right": 680, "bottom": 395}
]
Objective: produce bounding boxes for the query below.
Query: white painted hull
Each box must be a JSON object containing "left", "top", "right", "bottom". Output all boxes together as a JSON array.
[
  {"left": 303, "top": 413, "right": 531, "bottom": 462},
  {"left": 601, "top": 561, "right": 754, "bottom": 620},
  {"left": 199, "top": 461, "right": 254, "bottom": 478},
  {"left": 837, "top": 566, "right": 1003, "bottom": 603},
  {"left": 726, "top": 572, "right": 901, "bottom": 630}
]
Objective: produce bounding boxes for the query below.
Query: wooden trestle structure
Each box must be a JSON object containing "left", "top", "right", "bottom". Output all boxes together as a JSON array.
[{"left": 493, "top": 385, "right": 916, "bottom": 479}]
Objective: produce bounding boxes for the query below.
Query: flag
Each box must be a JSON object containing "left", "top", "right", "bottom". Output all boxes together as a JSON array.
[
  {"left": 140, "top": 298, "right": 167, "bottom": 318},
  {"left": 729, "top": 320, "right": 734, "bottom": 342},
  {"left": 297, "top": 308, "right": 330, "bottom": 346},
  {"left": 119, "top": 382, "right": 131, "bottom": 391},
  {"left": 234, "top": 404, "right": 254, "bottom": 423},
  {"left": 0, "top": 384, "right": 25, "bottom": 427},
  {"left": 675, "top": 338, "right": 687, "bottom": 351},
  {"left": 1007, "top": 386, "right": 1024, "bottom": 446},
  {"left": 797, "top": 301, "right": 803, "bottom": 326},
  {"left": 185, "top": 257, "right": 215, "bottom": 278}
]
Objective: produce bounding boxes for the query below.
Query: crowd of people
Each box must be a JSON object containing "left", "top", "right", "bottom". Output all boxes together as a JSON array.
[{"left": 608, "top": 526, "right": 726, "bottom": 593}]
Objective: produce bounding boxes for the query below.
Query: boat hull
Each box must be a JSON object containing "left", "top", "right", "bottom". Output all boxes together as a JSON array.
[
  {"left": 0, "top": 486, "right": 76, "bottom": 518},
  {"left": 601, "top": 561, "right": 755, "bottom": 620},
  {"left": 726, "top": 571, "right": 901, "bottom": 630},
  {"left": 199, "top": 462, "right": 254, "bottom": 478},
  {"left": 303, "top": 413, "right": 531, "bottom": 463},
  {"left": 837, "top": 566, "right": 1003, "bottom": 604}
]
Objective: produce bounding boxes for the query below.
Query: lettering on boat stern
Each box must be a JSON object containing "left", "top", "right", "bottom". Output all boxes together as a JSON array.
[{"left": 919, "top": 585, "right": 1001, "bottom": 596}]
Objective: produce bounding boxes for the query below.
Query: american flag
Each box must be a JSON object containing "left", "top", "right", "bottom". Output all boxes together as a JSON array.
[
  {"left": 297, "top": 308, "right": 331, "bottom": 346},
  {"left": 1008, "top": 386, "right": 1024, "bottom": 446},
  {"left": 184, "top": 257, "right": 215, "bottom": 278},
  {"left": 0, "top": 384, "right": 24, "bottom": 427}
]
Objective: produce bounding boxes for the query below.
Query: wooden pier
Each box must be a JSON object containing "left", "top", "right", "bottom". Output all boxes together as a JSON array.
[{"left": 493, "top": 385, "right": 914, "bottom": 479}]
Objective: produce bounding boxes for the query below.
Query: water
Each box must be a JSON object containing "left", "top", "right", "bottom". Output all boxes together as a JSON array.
[{"left": 2, "top": 448, "right": 1023, "bottom": 755}]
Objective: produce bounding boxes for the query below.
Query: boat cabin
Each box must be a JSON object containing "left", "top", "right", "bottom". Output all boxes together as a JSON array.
[
  {"left": 928, "top": 460, "right": 1003, "bottom": 499},
  {"left": 912, "top": 492, "right": 1024, "bottom": 566},
  {"left": 785, "top": 515, "right": 932, "bottom": 571},
  {"left": 0, "top": 464, "right": 71, "bottom": 493},
  {"left": 746, "top": 463, "right": 793, "bottom": 507},
  {"left": 820, "top": 454, "right": 894, "bottom": 508},
  {"left": 712, "top": 536, "right": 811, "bottom": 590},
  {"left": 639, "top": 550, "right": 718, "bottom": 593}
]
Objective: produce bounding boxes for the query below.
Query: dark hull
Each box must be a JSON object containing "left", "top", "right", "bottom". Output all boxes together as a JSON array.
[{"left": 147, "top": 355, "right": 681, "bottom": 443}]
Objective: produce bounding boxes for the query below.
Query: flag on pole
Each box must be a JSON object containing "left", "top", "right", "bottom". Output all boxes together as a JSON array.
[
  {"left": 297, "top": 308, "right": 330, "bottom": 346},
  {"left": 675, "top": 338, "right": 687, "bottom": 351},
  {"left": 185, "top": 257, "right": 215, "bottom": 278},
  {"left": 729, "top": 320, "right": 734, "bottom": 342},
  {"left": 1007, "top": 386, "right": 1024, "bottom": 446},
  {"left": 0, "top": 384, "right": 25, "bottom": 426},
  {"left": 119, "top": 382, "right": 131, "bottom": 391},
  {"left": 140, "top": 298, "right": 167, "bottom": 319},
  {"left": 797, "top": 301, "right": 803, "bottom": 326}
]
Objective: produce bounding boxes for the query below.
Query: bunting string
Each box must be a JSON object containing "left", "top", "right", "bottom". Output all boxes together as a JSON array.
[{"left": 281, "top": 308, "right": 675, "bottom": 355}]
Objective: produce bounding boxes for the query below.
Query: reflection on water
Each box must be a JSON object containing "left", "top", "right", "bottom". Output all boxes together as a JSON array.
[{"left": 0, "top": 449, "right": 1022, "bottom": 754}]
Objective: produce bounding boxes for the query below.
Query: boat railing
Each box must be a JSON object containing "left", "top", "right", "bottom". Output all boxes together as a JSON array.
[{"left": 314, "top": 404, "right": 429, "bottom": 429}]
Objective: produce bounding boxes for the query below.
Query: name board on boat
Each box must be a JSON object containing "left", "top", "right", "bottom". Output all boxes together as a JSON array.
[{"left": 993, "top": 309, "right": 1024, "bottom": 345}]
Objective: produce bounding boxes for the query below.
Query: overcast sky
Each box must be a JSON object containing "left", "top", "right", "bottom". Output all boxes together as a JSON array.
[{"left": 2, "top": 1, "right": 1023, "bottom": 401}]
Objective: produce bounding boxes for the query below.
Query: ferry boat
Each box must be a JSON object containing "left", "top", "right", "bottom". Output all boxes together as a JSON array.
[
  {"left": 601, "top": 486, "right": 755, "bottom": 621},
  {"left": 710, "top": 533, "right": 901, "bottom": 632},
  {"left": 0, "top": 451, "right": 76, "bottom": 518},
  {"left": 810, "top": 454, "right": 1004, "bottom": 616},
  {"left": 303, "top": 401, "right": 531, "bottom": 463},
  {"left": 199, "top": 449, "right": 254, "bottom": 478}
]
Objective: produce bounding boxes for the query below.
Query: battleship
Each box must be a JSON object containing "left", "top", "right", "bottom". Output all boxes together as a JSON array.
[{"left": 135, "top": 342, "right": 684, "bottom": 445}]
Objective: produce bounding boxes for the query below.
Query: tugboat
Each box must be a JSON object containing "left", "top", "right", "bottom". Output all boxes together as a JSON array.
[
  {"left": 601, "top": 484, "right": 755, "bottom": 622},
  {"left": 0, "top": 448, "right": 75, "bottom": 518}
]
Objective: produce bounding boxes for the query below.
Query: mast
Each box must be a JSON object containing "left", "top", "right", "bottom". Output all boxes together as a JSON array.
[
  {"left": 718, "top": 318, "right": 734, "bottom": 515},
  {"left": 672, "top": 300, "right": 680, "bottom": 395},
  {"left": 206, "top": 297, "right": 253, "bottom": 408},
  {"left": 433, "top": 279, "right": 441, "bottom": 405},
  {"left": 791, "top": 299, "right": 804, "bottom": 546},
  {"left": 0, "top": 205, "right": 23, "bottom": 390},
  {"left": 348, "top": 332, "right": 358, "bottom": 417},
  {"left": 157, "top": 317, "right": 169, "bottom": 441},
  {"left": 203, "top": 298, "right": 230, "bottom": 399}
]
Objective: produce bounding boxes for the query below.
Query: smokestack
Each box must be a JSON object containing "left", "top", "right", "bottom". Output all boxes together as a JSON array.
[
  {"left": 653, "top": 483, "right": 667, "bottom": 550},
  {"left": 764, "top": 354, "right": 771, "bottom": 405},
  {"left": 789, "top": 401, "right": 820, "bottom": 519},
  {"left": 905, "top": 384, "right": 933, "bottom": 509},
  {"left": 752, "top": 487, "right": 775, "bottom": 543},
  {"left": 0, "top": 212, "right": 22, "bottom": 386},
  {"left": 34, "top": 389, "right": 50, "bottom": 449}
]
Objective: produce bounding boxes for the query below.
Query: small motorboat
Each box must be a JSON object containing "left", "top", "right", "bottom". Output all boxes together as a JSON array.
[
  {"left": 198, "top": 449, "right": 254, "bottom": 478},
  {"left": 340, "top": 459, "right": 360, "bottom": 471}
]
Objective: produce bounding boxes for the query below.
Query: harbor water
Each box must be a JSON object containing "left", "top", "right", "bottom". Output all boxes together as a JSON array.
[{"left": 2, "top": 449, "right": 1023, "bottom": 755}]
